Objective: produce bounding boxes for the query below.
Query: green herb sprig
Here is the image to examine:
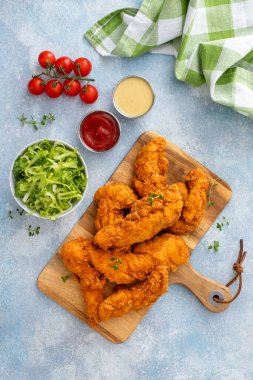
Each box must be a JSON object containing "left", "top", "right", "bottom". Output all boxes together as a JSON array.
[
  {"left": 208, "top": 240, "right": 220, "bottom": 253},
  {"left": 16, "top": 208, "right": 25, "bottom": 216},
  {"left": 147, "top": 193, "right": 164, "bottom": 206},
  {"left": 61, "top": 274, "right": 71, "bottom": 282},
  {"left": 8, "top": 208, "right": 25, "bottom": 218},
  {"left": 216, "top": 217, "right": 229, "bottom": 231},
  {"left": 17, "top": 113, "right": 55, "bottom": 130},
  {"left": 110, "top": 257, "right": 122, "bottom": 270},
  {"left": 207, "top": 179, "right": 219, "bottom": 207},
  {"left": 27, "top": 225, "right": 40, "bottom": 237}
]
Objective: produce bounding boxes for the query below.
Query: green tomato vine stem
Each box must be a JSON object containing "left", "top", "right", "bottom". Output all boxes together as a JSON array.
[{"left": 33, "top": 71, "right": 95, "bottom": 84}]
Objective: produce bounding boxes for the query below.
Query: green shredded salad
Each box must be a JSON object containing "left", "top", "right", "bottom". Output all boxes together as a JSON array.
[{"left": 13, "top": 140, "right": 87, "bottom": 220}]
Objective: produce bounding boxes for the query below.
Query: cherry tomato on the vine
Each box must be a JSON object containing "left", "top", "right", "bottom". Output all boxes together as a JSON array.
[
  {"left": 38, "top": 51, "right": 56, "bottom": 68},
  {"left": 73, "top": 58, "right": 92, "bottom": 77},
  {"left": 63, "top": 79, "right": 81, "bottom": 96},
  {"left": 27, "top": 77, "right": 45, "bottom": 95},
  {"left": 79, "top": 84, "right": 98, "bottom": 104},
  {"left": 45, "top": 79, "right": 63, "bottom": 98},
  {"left": 55, "top": 56, "right": 73, "bottom": 74}
]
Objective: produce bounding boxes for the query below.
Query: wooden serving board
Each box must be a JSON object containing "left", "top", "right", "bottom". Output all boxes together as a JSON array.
[{"left": 38, "top": 131, "right": 232, "bottom": 343}]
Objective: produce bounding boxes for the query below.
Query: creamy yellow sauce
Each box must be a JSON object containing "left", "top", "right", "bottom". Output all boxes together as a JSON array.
[{"left": 114, "top": 77, "right": 154, "bottom": 117}]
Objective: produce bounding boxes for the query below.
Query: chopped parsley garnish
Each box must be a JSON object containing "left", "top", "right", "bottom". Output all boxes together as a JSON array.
[
  {"left": 8, "top": 208, "right": 25, "bottom": 219},
  {"left": 147, "top": 193, "right": 164, "bottom": 206},
  {"left": 61, "top": 274, "right": 71, "bottom": 282},
  {"left": 27, "top": 225, "right": 40, "bottom": 236},
  {"left": 216, "top": 216, "right": 229, "bottom": 231},
  {"left": 110, "top": 257, "right": 122, "bottom": 270},
  {"left": 207, "top": 179, "right": 219, "bottom": 207},
  {"left": 16, "top": 208, "right": 25, "bottom": 216},
  {"left": 17, "top": 113, "right": 55, "bottom": 130},
  {"left": 208, "top": 240, "right": 220, "bottom": 253}
]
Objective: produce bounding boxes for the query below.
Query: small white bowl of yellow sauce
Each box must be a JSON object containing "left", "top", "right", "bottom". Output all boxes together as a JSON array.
[{"left": 113, "top": 76, "right": 155, "bottom": 118}]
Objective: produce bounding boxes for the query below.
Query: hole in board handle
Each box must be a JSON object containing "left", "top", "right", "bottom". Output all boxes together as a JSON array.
[{"left": 208, "top": 290, "right": 224, "bottom": 306}]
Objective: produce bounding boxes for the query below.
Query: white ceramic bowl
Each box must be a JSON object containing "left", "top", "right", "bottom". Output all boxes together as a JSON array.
[
  {"left": 112, "top": 75, "right": 155, "bottom": 118},
  {"left": 9, "top": 139, "right": 88, "bottom": 219}
]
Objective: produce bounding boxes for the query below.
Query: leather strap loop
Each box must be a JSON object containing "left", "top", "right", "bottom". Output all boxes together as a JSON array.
[{"left": 214, "top": 239, "right": 246, "bottom": 304}]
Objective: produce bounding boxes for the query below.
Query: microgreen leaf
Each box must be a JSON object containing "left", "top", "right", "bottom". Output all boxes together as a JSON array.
[
  {"left": 208, "top": 241, "right": 220, "bottom": 253},
  {"left": 207, "top": 179, "right": 219, "bottom": 208},
  {"left": 216, "top": 222, "right": 222, "bottom": 231},
  {"left": 17, "top": 113, "right": 55, "bottom": 130},
  {"left": 147, "top": 193, "right": 164, "bottom": 206},
  {"left": 17, "top": 114, "right": 27, "bottom": 125},
  {"left": 216, "top": 216, "right": 229, "bottom": 231},
  {"left": 110, "top": 257, "right": 122, "bottom": 270},
  {"left": 16, "top": 208, "right": 24, "bottom": 216},
  {"left": 27, "top": 225, "right": 40, "bottom": 236},
  {"left": 61, "top": 274, "right": 71, "bottom": 282}
]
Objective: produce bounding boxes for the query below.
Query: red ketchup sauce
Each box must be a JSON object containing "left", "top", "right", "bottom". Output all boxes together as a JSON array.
[{"left": 80, "top": 111, "right": 120, "bottom": 152}]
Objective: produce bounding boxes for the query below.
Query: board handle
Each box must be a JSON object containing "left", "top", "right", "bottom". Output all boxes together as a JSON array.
[{"left": 170, "top": 262, "right": 232, "bottom": 312}]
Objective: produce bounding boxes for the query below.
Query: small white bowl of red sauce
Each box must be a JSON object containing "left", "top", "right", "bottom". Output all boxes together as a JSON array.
[{"left": 79, "top": 110, "right": 121, "bottom": 153}]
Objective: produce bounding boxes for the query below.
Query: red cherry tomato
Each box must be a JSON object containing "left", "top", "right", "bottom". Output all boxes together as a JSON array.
[
  {"left": 38, "top": 51, "right": 56, "bottom": 68},
  {"left": 45, "top": 80, "right": 63, "bottom": 98},
  {"left": 63, "top": 79, "right": 81, "bottom": 97},
  {"left": 27, "top": 77, "right": 45, "bottom": 95},
  {"left": 79, "top": 84, "right": 98, "bottom": 104},
  {"left": 55, "top": 56, "right": 73, "bottom": 74},
  {"left": 73, "top": 58, "right": 92, "bottom": 77}
]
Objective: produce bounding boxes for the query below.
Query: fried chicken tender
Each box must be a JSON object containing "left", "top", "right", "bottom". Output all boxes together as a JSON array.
[
  {"left": 94, "top": 184, "right": 183, "bottom": 250},
  {"left": 132, "top": 137, "right": 169, "bottom": 197},
  {"left": 60, "top": 233, "right": 188, "bottom": 324},
  {"left": 134, "top": 233, "right": 189, "bottom": 272},
  {"left": 94, "top": 182, "right": 138, "bottom": 230},
  {"left": 61, "top": 232, "right": 188, "bottom": 286},
  {"left": 91, "top": 233, "right": 189, "bottom": 282},
  {"left": 98, "top": 266, "right": 168, "bottom": 321},
  {"left": 60, "top": 237, "right": 151, "bottom": 284},
  {"left": 176, "top": 182, "right": 189, "bottom": 202},
  {"left": 59, "top": 238, "right": 105, "bottom": 328},
  {"left": 90, "top": 249, "right": 155, "bottom": 284},
  {"left": 59, "top": 237, "right": 105, "bottom": 289},
  {"left": 80, "top": 281, "right": 104, "bottom": 328},
  {"left": 169, "top": 168, "right": 209, "bottom": 234}
]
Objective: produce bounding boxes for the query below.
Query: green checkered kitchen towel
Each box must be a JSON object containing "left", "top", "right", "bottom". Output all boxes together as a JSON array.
[{"left": 85, "top": 0, "right": 253, "bottom": 118}]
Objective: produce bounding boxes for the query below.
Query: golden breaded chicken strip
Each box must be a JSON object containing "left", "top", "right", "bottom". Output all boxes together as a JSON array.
[
  {"left": 134, "top": 233, "right": 189, "bottom": 272},
  {"left": 60, "top": 237, "right": 154, "bottom": 285},
  {"left": 98, "top": 266, "right": 168, "bottom": 321},
  {"left": 90, "top": 249, "right": 155, "bottom": 284},
  {"left": 132, "top": 137, "right": 169, "bottom": 197},
  {"left": 94, "top": 184, "right": 183, "bottom": 250},
  {"left": 80, "top": 281, "right": 104, "bottom": 328},
  {"left": 59, "top": 237, "right": 105, "bottom": 289},
  {"left": 169, "top": 168, "right": 209, "bottom": 234},
  {"left": 94, "top": 182, "right": 138, "bottom": 230},
  {"left": 59, "top": 232, "right": 188, "bottom": 325},
  {"left": 91, "top": 233, "right": 189, "bottom": 282},
  {"left": 59, "top": 238, "right": 105, "bottom": 328},
  {"left": 176, "top": 182, "right": 189, "bottom": 202}
]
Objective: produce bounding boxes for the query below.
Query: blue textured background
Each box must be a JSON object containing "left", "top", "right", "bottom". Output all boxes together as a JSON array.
[{"left": 1, "top": 1, "right": 253, "bottom": 379}]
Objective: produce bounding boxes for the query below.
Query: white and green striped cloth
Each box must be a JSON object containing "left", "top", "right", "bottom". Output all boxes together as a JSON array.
[{"left": 85, "top": 0, "right": 253, "bottom": 118}]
